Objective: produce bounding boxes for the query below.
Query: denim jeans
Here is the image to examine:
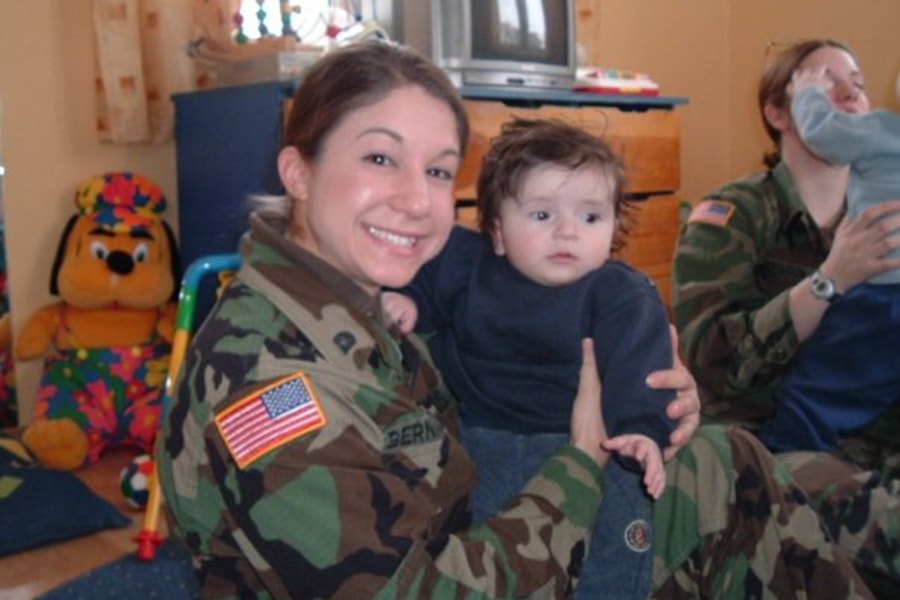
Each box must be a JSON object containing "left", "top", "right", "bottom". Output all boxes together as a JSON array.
[{"left": 460, "top": 422, "right": 654, "bottom": 600}]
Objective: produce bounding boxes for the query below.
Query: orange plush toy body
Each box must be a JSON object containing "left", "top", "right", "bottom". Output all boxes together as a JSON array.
[{"left": 16, "top": 173, "right": 179, "bottom": 468}]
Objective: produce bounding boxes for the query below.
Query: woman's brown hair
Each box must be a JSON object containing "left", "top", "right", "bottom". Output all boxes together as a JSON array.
[
  {"left": 283, "top": 41, "right": 469, "bottom": 162},
  {"left": 758, "top": 39, "right": 855, "bottom": 168}
]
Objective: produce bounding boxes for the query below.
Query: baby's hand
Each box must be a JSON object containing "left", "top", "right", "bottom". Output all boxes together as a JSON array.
[
  {"left": 789, "top": 66, "right": 832, "bottom": 97},
  {"left": 603, "top": 434, "right": 666, "bottom": 499},
  {"left": 381, "top": 291, "right": 419, "bottom": 334}
]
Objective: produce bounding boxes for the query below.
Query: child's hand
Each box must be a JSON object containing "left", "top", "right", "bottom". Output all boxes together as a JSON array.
[
  {"left": 603, "top": 434, "right": 666, "bottom": 499},
  {"left": 381, "top": 291, "right": 419, "bottom": 334},
  {"left": 788, "top": 66, "right": 832, "bottom": 98}
]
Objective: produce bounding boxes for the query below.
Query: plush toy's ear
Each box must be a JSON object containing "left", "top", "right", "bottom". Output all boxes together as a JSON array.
[
  {"left": 163, "top": 221, "right": 181, "bottom": 302},
  {"left": 49, "top": 215, "right": 80, "bottom": 296}
]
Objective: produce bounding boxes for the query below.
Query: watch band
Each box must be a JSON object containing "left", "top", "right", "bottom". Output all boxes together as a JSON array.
[{"left": 810, "top": 269, "right": 840, "bottom": 303}]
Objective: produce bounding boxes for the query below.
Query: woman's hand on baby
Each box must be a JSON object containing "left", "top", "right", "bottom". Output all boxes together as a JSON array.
[
  {"left": 647, "top": 325, "right": 701, "bottom": 462},
  {"left": 381, "top": 291, "right": 419, "bottom": 334},
  {"left": 822, "top": 199, "right": 900, "bottom": 292},
  {"left": 602, "top": 434, "right": 666, "bottom": 499},
  {"left": 571, "top": 338, "right": 610, "bottom": 469}
]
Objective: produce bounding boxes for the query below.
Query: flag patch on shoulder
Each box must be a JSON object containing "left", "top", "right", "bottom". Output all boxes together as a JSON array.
[
  {"left": 688, "top": 200, "right": 735, "bottom": 227},
  {"left": 215, "top": 372, "right": 327, "bottom": 469}
]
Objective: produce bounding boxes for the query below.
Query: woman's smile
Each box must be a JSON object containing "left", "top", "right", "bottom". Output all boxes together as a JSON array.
[{"left": 366, "top": 224, "right": 419, "bottom": 249}]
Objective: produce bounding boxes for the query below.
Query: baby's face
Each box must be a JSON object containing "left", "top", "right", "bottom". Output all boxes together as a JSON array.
[{"left": 491, "top": 164, "right": 617, "bottom": 287}]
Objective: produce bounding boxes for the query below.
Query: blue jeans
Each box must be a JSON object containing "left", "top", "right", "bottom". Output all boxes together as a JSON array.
[
  {"left": 760, "top": 283, "right": 900, "bottom": 452},
  {"left": 460, "top": 422, "right": 654, "bottom": 600}
]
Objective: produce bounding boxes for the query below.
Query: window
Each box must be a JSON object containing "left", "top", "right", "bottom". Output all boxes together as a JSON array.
[{"left": 235, "top": 0, "right": 358, "bottom": 45}]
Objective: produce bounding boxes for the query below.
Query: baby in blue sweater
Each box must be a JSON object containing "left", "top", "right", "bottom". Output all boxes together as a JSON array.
[{"left": 383, "top": 118, "right": 676, "bottom": 599}]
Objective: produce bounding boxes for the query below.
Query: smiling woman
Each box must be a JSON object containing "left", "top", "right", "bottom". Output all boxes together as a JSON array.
[
  {"left": 278, "top": 84, "right": 461, "bottom": 294},
  {"left": 155, "top": 41, "right": 616, "bottom": 599}
]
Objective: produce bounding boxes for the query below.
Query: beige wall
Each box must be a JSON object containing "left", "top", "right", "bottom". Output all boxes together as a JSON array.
[
  {"left": 583, "top": 0, "right": 900, "bottom": 202},
  {"left": 2, "top": 1, "right": 899, "bottom": 423},
  {"left": 0, "top": 1, "right": 178, "bottom": 423}
]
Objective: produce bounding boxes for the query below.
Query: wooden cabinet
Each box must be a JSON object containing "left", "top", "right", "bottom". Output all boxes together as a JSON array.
[
  {"left": 616, "top": 194, "right": 681, "bottom": 306},
  {"left": 456, "top": 100, "right": 680, "bottom": 199}
]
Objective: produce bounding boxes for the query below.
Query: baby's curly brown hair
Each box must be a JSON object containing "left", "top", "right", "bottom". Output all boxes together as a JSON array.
[{"left": 476, "top": 118, "right": 634, "bottom": 254}]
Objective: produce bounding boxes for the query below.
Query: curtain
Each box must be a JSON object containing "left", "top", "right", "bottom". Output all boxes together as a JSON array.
[{"left": 92, "top": 0, "right": 196, "bottom": 144}]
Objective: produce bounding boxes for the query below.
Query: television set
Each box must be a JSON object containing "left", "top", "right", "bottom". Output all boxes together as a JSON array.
[{"left": 367, "top": 0, "right": 577, "bottom": 90}]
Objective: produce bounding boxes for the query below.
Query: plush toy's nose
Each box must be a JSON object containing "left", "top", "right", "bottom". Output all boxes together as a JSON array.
[{"left": 106, "top": 250, "right": 135, "bottom": 275}]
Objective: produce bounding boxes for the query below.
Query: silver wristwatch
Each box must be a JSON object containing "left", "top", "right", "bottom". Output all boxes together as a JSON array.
[{"left": 810, "top": 269, "right": 840, "bottom": 303}]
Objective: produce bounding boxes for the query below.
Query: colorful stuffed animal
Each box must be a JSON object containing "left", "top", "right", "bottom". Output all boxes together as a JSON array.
[{"left": 15, "top": 172, "right": 179, "bottom": 468}]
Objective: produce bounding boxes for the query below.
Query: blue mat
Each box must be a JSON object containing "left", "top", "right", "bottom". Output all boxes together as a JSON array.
[{"left": 38, "top": 539, "right": 200, "bottom": 599}]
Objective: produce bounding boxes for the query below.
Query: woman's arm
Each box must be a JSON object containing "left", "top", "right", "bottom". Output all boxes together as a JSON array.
[{"left": 672, "top": 196, "right": 799, "bottom": 400}]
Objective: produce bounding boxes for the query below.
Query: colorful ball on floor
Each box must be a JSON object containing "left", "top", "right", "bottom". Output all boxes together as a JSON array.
[{"left": 120, "top": 453, "right": 153, "bottom": 509}]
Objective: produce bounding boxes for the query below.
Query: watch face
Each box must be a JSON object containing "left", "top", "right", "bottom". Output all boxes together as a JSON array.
[{"left": 812, "top": 271, "right": 836, "bottom": 300}]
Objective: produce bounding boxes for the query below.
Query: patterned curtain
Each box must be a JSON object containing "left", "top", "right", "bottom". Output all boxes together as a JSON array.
[{"left": 92, "top": 0, "right": 196, "bottom": 144}]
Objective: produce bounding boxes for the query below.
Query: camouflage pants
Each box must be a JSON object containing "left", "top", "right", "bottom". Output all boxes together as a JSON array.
[
  {"left": 778, "top": 445, "right": 900, "bottom": 597},
  {"left": 650, "top": 425, "right": 874, "bottom": 599}
]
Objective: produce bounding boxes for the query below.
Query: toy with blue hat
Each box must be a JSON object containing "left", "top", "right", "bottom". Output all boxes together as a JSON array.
[{"left": 15, "top": 172, "right": 180, "bottom": 470}]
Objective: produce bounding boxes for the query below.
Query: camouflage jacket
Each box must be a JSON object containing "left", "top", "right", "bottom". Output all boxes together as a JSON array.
[
  {"left": 157, "top": 209, "right": 603, "bottom": 600},
  {"left": 671, "top": 163, "right": 831, "bottom": 423},
  {"left": 671, "top": 163, "right": 900, "bottom": 456}
]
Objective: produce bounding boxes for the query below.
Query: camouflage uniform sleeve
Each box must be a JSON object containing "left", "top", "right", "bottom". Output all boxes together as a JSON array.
[
  {"left": 376, "top": 445, "right": 603, "bottom": 599},
  {"left": 672, "top": 190, "right": 799, "bottom": 402},
  {"left": 652, "top": 425, "right": 875, "bottom": 599}
]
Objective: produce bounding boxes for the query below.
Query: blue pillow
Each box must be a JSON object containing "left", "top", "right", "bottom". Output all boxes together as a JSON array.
[{"left": 0, "top": 463, "right": 131, "bottom": 556}]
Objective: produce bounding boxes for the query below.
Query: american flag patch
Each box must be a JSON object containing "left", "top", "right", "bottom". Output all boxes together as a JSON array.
[
  {"left": 215, "top": 372, "right": 327, "bottom": 469},
  {"left": 687, "top": 200, "right": 735, "bottom": 227}
]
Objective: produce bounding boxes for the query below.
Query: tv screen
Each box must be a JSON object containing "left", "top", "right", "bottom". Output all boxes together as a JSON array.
[
  {"left": 364, "top": 0, "right": 576, "bottom": 89},
  {"left": 471, "top": 0, "right": 569, "bottom": 67}
]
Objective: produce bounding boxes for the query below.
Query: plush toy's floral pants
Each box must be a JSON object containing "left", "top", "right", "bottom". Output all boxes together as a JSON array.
[{"left": 35, "top": 339, "right": 170, "bottom": 462}]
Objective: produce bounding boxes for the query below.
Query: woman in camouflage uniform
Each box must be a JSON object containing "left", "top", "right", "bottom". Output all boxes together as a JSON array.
[
  {"left": 673, "top": 38, "right": 900, "bottom": 595},
  {"left": 158, "top": 41, "right": 873, "bottom": 599}
]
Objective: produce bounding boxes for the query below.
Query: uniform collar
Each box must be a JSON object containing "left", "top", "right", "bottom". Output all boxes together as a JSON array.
[
  {"left": 246, "top": 208, "right": 382, "bottom": 321},
  {"left": 771, "top": 162, "right": 809, "bottom": 225},
  {"left": 771, "top": 161, "right": 845, "bottom": 252},
  {"left": 246, "top": 208, "right": 446, "bottom": 410}
]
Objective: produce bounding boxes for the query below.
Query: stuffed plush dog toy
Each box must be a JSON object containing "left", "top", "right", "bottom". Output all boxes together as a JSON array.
[{"left": 16, "top": 172, "right": 179, "bottom": 467}]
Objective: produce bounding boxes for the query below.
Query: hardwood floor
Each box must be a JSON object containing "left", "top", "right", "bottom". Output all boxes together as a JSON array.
[{"left": 0, "top": 446, "right": 169, "bottom": 600}]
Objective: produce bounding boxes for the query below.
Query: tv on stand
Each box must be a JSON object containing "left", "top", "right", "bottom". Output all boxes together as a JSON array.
[{"left": 369, "top": 0, "right": 577, "bottom": 90}]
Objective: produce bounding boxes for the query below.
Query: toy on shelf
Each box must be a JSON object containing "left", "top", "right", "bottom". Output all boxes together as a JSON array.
[
  {"left": 15, "top": 172, "right": 180, "bottom": 470},
  {"left": 575, "top": 67, "right": 661, "bottom": 96}
]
